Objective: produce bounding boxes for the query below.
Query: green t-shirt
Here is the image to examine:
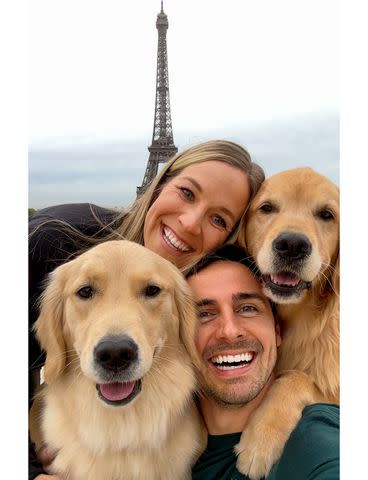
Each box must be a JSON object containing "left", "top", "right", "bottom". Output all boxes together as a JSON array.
[{"left": 192, "top": 403, "right": 339, "bottom": 480}]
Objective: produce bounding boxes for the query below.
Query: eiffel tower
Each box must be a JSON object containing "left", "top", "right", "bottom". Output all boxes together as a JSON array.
[{"left": 137, "top": 1, "right": 178, "bottom": 195}]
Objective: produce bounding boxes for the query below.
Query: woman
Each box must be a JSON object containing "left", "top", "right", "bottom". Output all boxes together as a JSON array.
[{"left": 29, "top": 139, "right": 265, "bottom": 479}]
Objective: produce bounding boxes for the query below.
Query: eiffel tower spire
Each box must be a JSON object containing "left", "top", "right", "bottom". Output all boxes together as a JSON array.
[{"left": 137, "top": 1, "right": 178, "bottom": 195}]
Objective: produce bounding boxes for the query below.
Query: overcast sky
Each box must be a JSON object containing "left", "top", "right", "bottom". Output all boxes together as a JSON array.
[{"left": 29, "top": 0, "right": 339, "bottom": 209}]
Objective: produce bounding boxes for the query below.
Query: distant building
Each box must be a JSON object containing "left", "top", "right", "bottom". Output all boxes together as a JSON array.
[{"left": 137, "top": 1, "right": 177, "bottom": 195}]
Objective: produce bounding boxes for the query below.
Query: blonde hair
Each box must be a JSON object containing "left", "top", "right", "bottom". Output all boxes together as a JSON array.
[
  {"left": 117, "top": 140, "right": 265, "bottom": 249},
  {"left": 31, "top": 140, "right": 264, "bottom": 272}
]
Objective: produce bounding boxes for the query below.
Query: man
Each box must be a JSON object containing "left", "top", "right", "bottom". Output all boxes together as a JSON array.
[{"left": 186, "top": 244, "right": 339, "bottom": 480}]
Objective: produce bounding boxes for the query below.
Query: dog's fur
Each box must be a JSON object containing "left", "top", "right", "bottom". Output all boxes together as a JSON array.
[
  {"left": 30, "top": 240, "right": 204, "bottom": 480},
  {"left": 235, "top": 168, "right": 339, "bottom": 479}
]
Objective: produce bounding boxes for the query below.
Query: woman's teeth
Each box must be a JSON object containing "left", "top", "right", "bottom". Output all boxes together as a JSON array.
[{"left": 163, "top": 227, "right": 191, "bottom": 252}]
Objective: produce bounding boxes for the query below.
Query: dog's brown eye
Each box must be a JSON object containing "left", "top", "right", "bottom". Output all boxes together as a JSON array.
[
  {"left": 259, "top": 203, "right": 273, "bottom": 213},
  {"left": 143, "top": 284, "right": 161, "bottom": 298},
  {"left": 77, "top": 286, "right": 94, "bottom": 299},
  {"left": 318, "top": 209, "right": 334, "bottom": 221}
]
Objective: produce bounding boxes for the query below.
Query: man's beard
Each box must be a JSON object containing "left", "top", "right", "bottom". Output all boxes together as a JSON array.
[
  {"left": 199, "top": 370, "right": 273, "bottom": 409},
  {"left": 198, "top": 338, "right": 276, "bottom": 408}
]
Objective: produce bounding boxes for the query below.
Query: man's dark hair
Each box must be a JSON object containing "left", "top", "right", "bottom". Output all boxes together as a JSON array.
[
  {"left": 186, "top": 244, "right": 261, "bottom": 279},
  {"left": 186, "top": 244, "right": 277, "bottom": 314}
]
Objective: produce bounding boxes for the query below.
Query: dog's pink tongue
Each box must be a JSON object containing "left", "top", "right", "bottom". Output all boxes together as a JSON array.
[
  {"left": 271, "top": 272, "right": 300, "bottom": 286},
  {"left": 99, "top": 381, "right": 135, "bottom": 401}
]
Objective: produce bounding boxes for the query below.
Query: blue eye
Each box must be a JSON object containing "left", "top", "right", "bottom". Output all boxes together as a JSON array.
[
  {"left": 197, "top": 310, "right": 215, "bottom": 323},
  {"left": 238, "top": 305, "right": 257, "bottom": 314},
  {"left": 212, "top": 214, "right": 227, "bottom": 229},
  {"left": 180, "top": 187, "right": 194, "bottom": 201}
]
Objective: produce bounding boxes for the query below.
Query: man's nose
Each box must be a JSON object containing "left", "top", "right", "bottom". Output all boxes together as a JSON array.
[
  {"left": 178, "top": 209, "right": 203, "bottom": 235},
  {"left": 215, "top": 311, "right": 245, "bottom": 342}
]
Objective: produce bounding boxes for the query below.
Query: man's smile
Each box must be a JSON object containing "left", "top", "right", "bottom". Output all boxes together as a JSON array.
[
  {"left": 211, "top": 351, "right": 254, "bottom": 370},
  {"left": 207, "top": 350, "right": 258, "bottom": 378}
]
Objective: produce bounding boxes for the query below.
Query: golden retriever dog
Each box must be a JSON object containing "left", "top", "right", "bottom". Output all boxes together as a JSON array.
[
  {"left": 30, "top": 240, "right": 204, "bottom": 480},
  {"left": 235, "top": 167, "right": 339, "bottom": 479}
]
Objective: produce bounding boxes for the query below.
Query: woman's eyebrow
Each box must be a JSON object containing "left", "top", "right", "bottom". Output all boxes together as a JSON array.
[
  {"left": 182, "top": 176, "right": 236, "bottom": 222},
  {"left": 182, "top": 177, "right": 202, "bottom": 192}
]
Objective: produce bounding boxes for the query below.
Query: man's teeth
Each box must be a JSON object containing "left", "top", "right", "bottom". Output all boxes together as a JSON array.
[
  {"left": 163, "top": 227, "right": 191, "bottom": 252},
  {"left": 211, "top": 353, "right": 253, "bottom": 370}
]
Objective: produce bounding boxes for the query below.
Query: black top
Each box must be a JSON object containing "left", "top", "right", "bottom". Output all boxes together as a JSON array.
[{"left": 28, "top": 203, "right": 122, "bottom": 479}]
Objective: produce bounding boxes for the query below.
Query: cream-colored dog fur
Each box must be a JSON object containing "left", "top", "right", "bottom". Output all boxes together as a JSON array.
[
  {"left": 31, "top": 240, "right": 204, "bottom": 480},
  {"left": 236, "top": 168, "right": 339, "bottom": 479}
]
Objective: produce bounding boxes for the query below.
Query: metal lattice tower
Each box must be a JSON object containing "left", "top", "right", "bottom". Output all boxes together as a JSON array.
[{"left": 137, "top": 1, "right": 178, "bottom": 195}]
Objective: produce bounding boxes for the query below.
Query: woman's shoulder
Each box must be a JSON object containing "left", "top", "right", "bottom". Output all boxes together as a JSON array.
[
  {"left": 29, "top": 203, "right": 120, "bottom": 232},
  {"left": 29, "top": 203, "right": 124, "bottom": 264}
]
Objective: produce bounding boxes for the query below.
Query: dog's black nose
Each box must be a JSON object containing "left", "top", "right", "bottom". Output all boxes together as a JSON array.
[
  {"left": 94, "top": 336, "right": 138, "bottom": 371},
  {"left": 273, "top": 232, "right": 312, "bottom": 260}
]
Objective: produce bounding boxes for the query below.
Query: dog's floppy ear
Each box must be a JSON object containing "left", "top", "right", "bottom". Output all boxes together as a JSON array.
[
  {"left": 320, "top": 248, "right": 339, "bottom": 300},
  {"left": 170, "top": 268, "right": 202, "bottom": 370},
  {"left": 330, "top": 249, "right": 340, "bottom": 295},
  {"left": 34, "top": 265, "right": 67, "bottom": 384}
]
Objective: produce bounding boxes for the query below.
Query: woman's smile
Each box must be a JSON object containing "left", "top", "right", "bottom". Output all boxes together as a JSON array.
[
  {"left": 160, "top": 224, "right": 193, "bottom": 253},
  {"left": 143, "top": 160, "right": 250, "bottom": 267}
]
